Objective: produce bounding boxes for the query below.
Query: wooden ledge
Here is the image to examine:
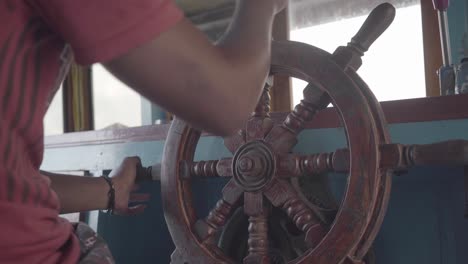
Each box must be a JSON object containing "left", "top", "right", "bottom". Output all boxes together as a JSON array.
[{"left": 45, "top": 94, "right": 468, "bottom": 148}]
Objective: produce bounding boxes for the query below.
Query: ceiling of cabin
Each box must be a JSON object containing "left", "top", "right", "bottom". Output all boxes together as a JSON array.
[
  {"left": 175, "top": 0, "right": 234, "bottom": 16},
  {"left": 176, "top": 0, "right": 420, "bottom": 29},
  {"left": 175, "top": 0, "right": 418, "bottom": 15}
]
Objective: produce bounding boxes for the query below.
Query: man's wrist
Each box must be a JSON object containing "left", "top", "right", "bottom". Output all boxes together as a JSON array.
[{"left": 101, "top": 175, "right": 115, "bottom": 214}]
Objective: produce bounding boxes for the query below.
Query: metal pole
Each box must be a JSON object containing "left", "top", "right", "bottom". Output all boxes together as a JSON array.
[
  {"left": 437, "top": 11, "right": 452, "bottom": 66},
  {"left": 433, "top": 0, "right": 456, "bottom": 95}
]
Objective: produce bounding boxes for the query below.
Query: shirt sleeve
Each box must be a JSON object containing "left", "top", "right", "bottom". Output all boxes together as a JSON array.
[{"left": 29, "top": 0, "right": 184, "bottom": 65}]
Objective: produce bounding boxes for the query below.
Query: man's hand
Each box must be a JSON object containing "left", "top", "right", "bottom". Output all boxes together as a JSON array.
[
  {"left": 109, "top": 157, "right": 151, "bottom": 215},
  {"left": 44, "top": 157, "right": 150, "bottom": 215}
]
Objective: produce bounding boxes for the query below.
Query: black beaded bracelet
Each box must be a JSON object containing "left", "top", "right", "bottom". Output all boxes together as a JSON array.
[{"left": 101, "top": 175, "right": 115, "bottom": 214}]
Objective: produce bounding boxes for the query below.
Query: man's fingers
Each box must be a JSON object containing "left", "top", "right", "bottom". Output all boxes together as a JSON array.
[
  {"left": 125, "top": 204, "right": 147, "bottom": 215},
  {"left": 124, "top": 156, "right": 141, "bottom": 164},
  {"left": 131, "top": 184, "right": 141, "bottom": 191},
  {"left": 115, "top": 204, "right": 147, "bottom": 216},
  {"left": 123, "top": 156, "right": 142, "bottom": 169},
  {"left": 130, "top": 193, "right": 151, "bottom": 202}
]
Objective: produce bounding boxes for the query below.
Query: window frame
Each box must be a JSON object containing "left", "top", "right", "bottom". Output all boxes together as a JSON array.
[{"left": 52, "top": 0, "right": 445, "bottom": 136}]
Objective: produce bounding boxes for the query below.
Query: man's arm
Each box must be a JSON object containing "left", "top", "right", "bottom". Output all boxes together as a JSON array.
[
  {"left": 104, "top": 0, "right": 286, "bottom": 136},
  {"left": 42, "top": 171, "right": 109, "bottom": 214},
  {"left": 42, "top": 1, "right": 286, "bottom": 214},
  {"left": 42, "top": 157, "right": 149, "bottom": 214}
]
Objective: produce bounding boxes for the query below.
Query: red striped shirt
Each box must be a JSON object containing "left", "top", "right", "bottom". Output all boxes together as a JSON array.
[{"left": 0, "top": 1, "right": 182, "bottom": 263}]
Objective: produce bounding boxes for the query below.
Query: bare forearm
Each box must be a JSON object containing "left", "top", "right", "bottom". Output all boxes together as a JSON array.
[
  {"left": 213, "top": 0, "right": 276, "bottom": 127},
  {"left": 43, "top": 157, "right": 148, "bottom": 216},
  {"left": 103, "top": 0, "right": 280, "bottom": 136},
  {"left": 218, "top": 1, "right": 275, "bottom": 88},
  {"left": 42, "top": 171, "right": 109, "bottom": 214},
  {"left": 179, "top": 0, "right": 277, "bottom": 133},
  {"left": 219, "top": 1, "right": 275, "bottom": 57}
]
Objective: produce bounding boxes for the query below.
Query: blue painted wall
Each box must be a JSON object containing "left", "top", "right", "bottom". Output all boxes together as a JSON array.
[{"left": 42, "top": 119, "right": 468, "bottom": 263}]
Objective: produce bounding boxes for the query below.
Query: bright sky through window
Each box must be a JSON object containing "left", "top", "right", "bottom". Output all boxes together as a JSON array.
[
  {"left": 290, "top": 5, "right": 425, "bottom": 106},
  {"left": 92, "top": 65, "right": 142, "bottom": 130}
]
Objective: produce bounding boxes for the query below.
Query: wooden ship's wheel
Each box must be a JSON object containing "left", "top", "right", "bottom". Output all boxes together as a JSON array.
[
  {"left": 159, "top": 4, "right": 395, "bottom": 264},
  {"left": 135, "top": 3, "right": 468, "bottom": 264}
]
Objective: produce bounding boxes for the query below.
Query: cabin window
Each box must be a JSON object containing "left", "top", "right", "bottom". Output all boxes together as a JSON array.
[
  {"left": 92, "top": 65, "right": 143, "bottom": 130},
  {"left": 289, "top": 0, "right": 426, "bottom": 106},
  {"left": 44, "top": 86, "right": 64, "bottom": 136},
  {"left": 43, "top": 0, "right": 439, "bottom": 133}
]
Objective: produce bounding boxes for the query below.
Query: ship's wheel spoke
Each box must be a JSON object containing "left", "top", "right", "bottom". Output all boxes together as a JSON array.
[
  {"left": 243, "top": 193, "right": 270, "bottom": 264},
  {"left": 180, "top": 158, "right": 233, "bottom": 179},
  {"left": 265, "top": 83, "right": 330, "bottom": 152},
  {"left": 194, "top": 180, "right": 242, "bottom": 243},
  {"left": 276, "top": 150, "right": 349, "bottom": 178},
  {"left": 264, "top": 180, "right": 327, "bottom": 248}
]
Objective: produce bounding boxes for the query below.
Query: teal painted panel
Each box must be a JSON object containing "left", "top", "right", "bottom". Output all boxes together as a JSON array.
[
  {"left": 42, "top": 119, "right": 468, "bottom": 171},
  {"left": 292, "top": 118, "right": 468, "bottom": 154},
  {"left": 373, "top": 166, "right": 464, "bottom": 264},
  {"left": 42, "top": 136, "right": 231, "bottom": 172},
  {"left": 42, "top": 118, "right": 468, "bottom": 263},
  {"left": 194, "top": 136, "right": 232, "bottom": 161},
  {"left": 293, "top": 126, "right": 347, "bottom": 154},
  {"left": 389, "top": 119, "right": 468, "bottom": 144},
  {"left": 97, "top": 182, "right": 174, "bottom": 263},
  {"left": 42, "top": 141, "right": 166, "bottom": 172}
]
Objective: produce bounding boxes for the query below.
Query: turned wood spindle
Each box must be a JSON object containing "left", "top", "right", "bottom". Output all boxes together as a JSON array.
[
  {"left": 253, "top": 77, "right": 273, "bottom": 118},
  {"left": 283, "top": 197, "right": 318, "bottom": 233},
  {"left": 195, "top": 199, "right": 234, "bottom": 243},
  {"left": 190, "top": 160, "right": 219, "bottom": 178},
  {"left": 283, "top": 84, "right": 330, "bottom": 134},
  {"left": 300, "top": 152, "right": 334, "bottom": 175},
  {"left": 206, "top": 199, "right": 233, "bottom": 230},
  {"left": 247, "top": 215, "right": 269, "bottom": 255},
  {"left": 281, "top": 194, "right": 324, "bottom": 248},
  {"left": 284, "top": 100, "right": 317, "bottom": 134},
  {"left": 277, "top": 149, "right": 348, "bottom": 177},
  {"left": 244, "top": 213, "right": 270, "bottom": 264}
]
